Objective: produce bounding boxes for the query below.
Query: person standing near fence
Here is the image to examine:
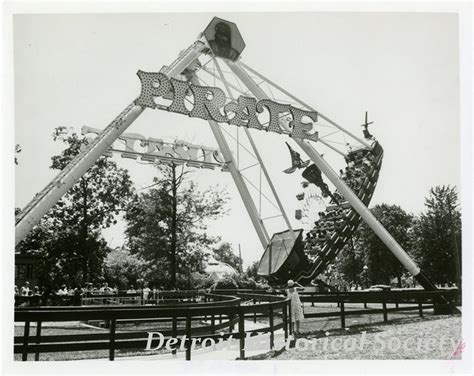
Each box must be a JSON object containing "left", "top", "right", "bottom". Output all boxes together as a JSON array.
[
  {"left": 20, "top": 281, "right": 31, "bottom": 296},
  {"left": 287, "top": 280, "right": 305, "bottom": 335},
  {"left": 142, "top": 283, "right": 151, "bottom": 304}
]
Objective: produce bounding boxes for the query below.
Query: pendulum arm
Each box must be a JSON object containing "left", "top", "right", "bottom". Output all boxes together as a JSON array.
[
  {"left": 227, "top": 60, "right": 437, "bottom": 290},
  {"left": 15, "top": 40, "right": 207, "bottom": 246}
]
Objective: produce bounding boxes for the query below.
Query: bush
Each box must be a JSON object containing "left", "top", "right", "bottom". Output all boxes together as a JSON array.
[
  {"left": 215, "top": 275, "right": 239, "bottom": 289},
  {"left": 191, "top": 273, "right": 215, "bottom": 290},
  {"left": 238, "top": 277, "right": 257, "bottom": 290},
  {"left": 255, "top": 281, "right": 271, "bottom": 291},
  {"left": 104, "top": 248, "right": 151, "bottom": 290}
]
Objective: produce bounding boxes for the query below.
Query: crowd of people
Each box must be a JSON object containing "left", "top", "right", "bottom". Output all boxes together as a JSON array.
[
  {"left": 340, "top": 147, "right": 376, "bottom": 194},
  {"left": 303, "top": 145, "right": 379, "bottom": 262},
  {"left": 14, "top": 281, "right": 163, "bottom": 301}
]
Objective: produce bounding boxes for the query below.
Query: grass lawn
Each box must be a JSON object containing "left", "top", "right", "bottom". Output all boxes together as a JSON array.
[
  {"left": 274, "top": 313, "right": 462, "bottom": 360},
  {"left": 15, "top": 305, "right": 462, "bottom": 361},
  {"left": 14, "top": 320, "right": 203, "bottom": 361},
  {"left": 300, "top": 303, "right": 427, "bottom": 331}
]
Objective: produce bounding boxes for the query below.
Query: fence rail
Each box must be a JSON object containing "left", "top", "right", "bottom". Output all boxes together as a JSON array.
[
  {"left": 298, "top": 289, "right": 460, "bottom": 329},
  {"left": 14, "top": 288, "right": 460, "bottom": 361},
  {"left": 15, "top": 289, "right": 211, "bottom": 307},
  {"left": 15, "top": 292, "right": 290, "bottom": 361}
]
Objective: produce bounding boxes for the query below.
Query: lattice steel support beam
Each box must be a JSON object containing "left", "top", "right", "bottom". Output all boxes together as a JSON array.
[
  {"left": 15, "top": 40, "right": 207, "bottom": 245},
  {"left": 191, "top": 74, "right": 270, "bottom": 248},
  {"left": 210, "top": 57, "right": 295, "bottom": 240}
]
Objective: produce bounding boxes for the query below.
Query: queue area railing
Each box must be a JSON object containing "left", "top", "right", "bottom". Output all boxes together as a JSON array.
[{"left": 14, "top": 291, "right": 290, "bottom": 361}]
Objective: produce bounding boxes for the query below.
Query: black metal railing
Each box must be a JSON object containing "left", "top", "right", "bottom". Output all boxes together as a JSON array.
[
  {"left": 14, "top": 288, "right": 460, "bottom": 361},
  {"left": 14, "top": 291, "right": 290, "bottom": 361},
  {"left": 298, "top": 289, "right": 460, "bottom": 328}
]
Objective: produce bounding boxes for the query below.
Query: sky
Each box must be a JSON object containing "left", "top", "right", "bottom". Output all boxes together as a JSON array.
[{"left": 13, "top": 11, "right": 461, "bottom": 267}]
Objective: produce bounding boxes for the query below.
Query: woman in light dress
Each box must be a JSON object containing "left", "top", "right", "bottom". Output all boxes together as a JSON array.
[{"left": 287, "top": 279, "right": 305, "bottom": 335}]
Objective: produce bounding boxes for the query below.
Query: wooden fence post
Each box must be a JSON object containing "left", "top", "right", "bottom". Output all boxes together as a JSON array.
[
  {"left": 238, "top": 308, "right": 245, "bottom": 359},
  {"left": 34, "top": 321, "right": 42, "bottom": 361},
  {"left": 418, "top": 303, "right": 423, "bottom": 317},
  {"left": 186, "top": 313, "right": 192, "bottom": 361},
  {"left": 253, "top": 299, "right": 257, "bottom": 323},
  {"left": 172, "top": 316, "right": 178, "bottom": 356},
  {"left": 282, "top": 303, "right": 288, "bottom": 342},
  {"left": 211, "top": 314, "right": 215, "bottom": 333},
  {"left": 109, "top": 319, "right": 116, "bottom": 361},
  {"left": 288, "top": 304, "right": 293, "bottom": 335},
  {"left": 229, "top": 314, "right": 234, "bottom": 332},
  {"left": 269, "top": 306, "right": 274, "bottom": 350},
  {"left": 340, "top": 301, "right": 345, "bottom": 328},
  {"left": 22, "top": 321, "right": 30, "bottom": 361},
  {"left": 382, "top": 303, "right": 388, "bottom": 323}
]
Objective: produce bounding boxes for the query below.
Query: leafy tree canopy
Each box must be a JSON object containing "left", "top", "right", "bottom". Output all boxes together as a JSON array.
[
  {"left": 212, "top": 241, "right": 241, "bottom": 271},
  {"left": 412, "top": 185, "right": 461, "bottom": 285},
  {"left": 125, "top": 162, "right": 229, "bottom": 289},
  {"left": 16, "top": 127, "right": 134, "bottom": 286},
  {"left": 352, "top": 203, "right": 414, "bottom": 286}
]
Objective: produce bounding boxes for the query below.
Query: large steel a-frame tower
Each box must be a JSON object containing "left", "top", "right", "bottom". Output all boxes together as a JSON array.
[{"left": 15, "top": 17, "right": 437, "bottom": 290}]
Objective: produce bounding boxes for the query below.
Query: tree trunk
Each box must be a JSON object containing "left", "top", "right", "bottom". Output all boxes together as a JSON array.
[{"left": 170, "top": 165, "right": 178, "bottom": 289}]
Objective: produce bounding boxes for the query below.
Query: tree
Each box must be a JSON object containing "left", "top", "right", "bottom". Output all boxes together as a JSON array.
[
  {"left": 336, "top": 240, "right": 364, "bottom": 288},
  {"left": 213, "top": 242, "right": 241, "bottom": 271},
  {"left": 125, "top": 162, "right": 229, "bottom": 289},
  {"left": 244, "top": 261, "right": 260, "bottom": 280},
  {"left": 353, "top": 204, "right": 414, "bottom": 286},
  {"left": 16, "top": 127, "right": 134, "bottom": 285},
  {"left": 412, "top": 185, "right": 461, "bottom": 286},
  {"left": 103, "top": 247, "right": 151, "bottom": 289},
  {"left": 215, "top": 275, "right": 239, "bottom": 290}
]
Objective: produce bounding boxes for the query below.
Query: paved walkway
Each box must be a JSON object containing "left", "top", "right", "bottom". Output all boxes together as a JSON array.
[{"left": 116, "top": 320, "right": 287, "bottom": 361}]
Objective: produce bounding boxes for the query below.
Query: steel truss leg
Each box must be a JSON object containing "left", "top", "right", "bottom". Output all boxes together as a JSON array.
[
  {"left": 191, "top": 74, "right": 270, "bottom": 248},
  {"left": 228, "top": 60, "right": 437, "bottom": 290},
  {"left": 15, "top": 40, "right": 207, "bottom": 245},
  {"left": 210, "top": 57, "right": 295, "bottom": 240}
]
